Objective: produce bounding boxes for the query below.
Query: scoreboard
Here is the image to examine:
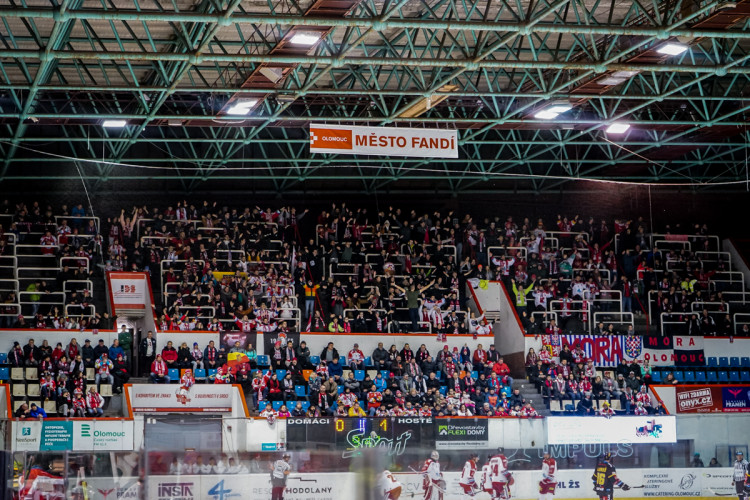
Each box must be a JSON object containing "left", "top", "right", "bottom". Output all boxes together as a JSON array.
[{"left": 286, "top": 417, "right": 434, "bottom": 456}]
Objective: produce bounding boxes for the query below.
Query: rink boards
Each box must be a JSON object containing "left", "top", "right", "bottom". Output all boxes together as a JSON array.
[{"left": 62, "top": 467, "right": 733, "bottom": 500}]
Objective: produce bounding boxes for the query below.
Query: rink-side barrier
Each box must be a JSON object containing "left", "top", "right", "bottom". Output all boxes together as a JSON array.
[
  {"left": 51, "top": 468, "right": 734, "bottom": 500},
  {"left": 393, "top": 468, "right": 733, "bottom": 500}
]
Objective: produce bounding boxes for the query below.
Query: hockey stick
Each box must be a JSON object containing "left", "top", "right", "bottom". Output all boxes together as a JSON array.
[{"left": 707, "top": 488, "right": 736, "bottom": 497}]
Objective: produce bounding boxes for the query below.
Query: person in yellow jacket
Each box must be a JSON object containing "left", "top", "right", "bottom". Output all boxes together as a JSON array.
[
  {"left": 348, "top": 402, "right": 367, "bottom": 417},
  {"left": 511, "top": 279, "right": 536, "bottom": 316}
]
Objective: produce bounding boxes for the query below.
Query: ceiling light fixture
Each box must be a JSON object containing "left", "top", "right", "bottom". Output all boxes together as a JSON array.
[
  {"left": 606, "top": 123, "right": 630, "bottom": 134},
  {"left": 290, "top": 33, "right": 321, "bottom": 46},
  {"left": 547, "top": 102, "right": 572, "bottom": 114},
  {"left": 102, "top": 120, "right": 127, "bottom": 127},
  {"left": 598, "top": 77, "right": 626, "bottom": 86},
  {"left": 226, "top": 99, "right": 260, "bottom": 115},
  {"left": 534, "top": 110, "right": 560, "bottom": 120},
  {"left": 657, "top": 42, "right": 689, "bottom": 56},
  {"left": 611, "top": 70, "right": 640, "bottom": 78}
]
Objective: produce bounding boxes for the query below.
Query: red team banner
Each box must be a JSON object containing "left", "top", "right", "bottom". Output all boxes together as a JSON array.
[{"left": 541, "top": 334, "right": 705, "bottom": 367}]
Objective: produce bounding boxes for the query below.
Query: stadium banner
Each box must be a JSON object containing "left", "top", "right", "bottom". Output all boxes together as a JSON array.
[
  {"left": 146, "top": 473, "right": 356, "bottom": 500},
  {"left": 547, "top": 416, "right": 677, "bottom": 445},
  {"left": 309, "top": 123, "right": 459, "bottom": 158},
  {"left": 676, "top": 386, "right": 723, "bottom": 413},
  {"left": 435, "top": 419, "right": 489, "bottom": 449},
  {"left": 541, "top": 335, "right": 705, "bottom": 367},
  {"left": 13, "top": 420, "right": 42, "bottom": 451},
  {"left": 672, "top": 385, "right": 750, "bottom": 413},
  {"left": 12, "top": 420, "right": 134, "bottom": 451},
  {"left": 107, "top": 271, "right": 147, "bottom": 310},
  {"left": 127, "top": 383, "right": 235, "bottom": 412},
  {"left": 262, "top": 330, "right": 301, "bottom": 357},
  {"left": 721, "top": 386, "right": 750, "bottom": 412}
]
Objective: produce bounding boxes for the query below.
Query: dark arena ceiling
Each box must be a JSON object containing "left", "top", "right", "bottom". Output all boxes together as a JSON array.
[{"left": 2, "top": 0, "right": 750, "bottom": 195}]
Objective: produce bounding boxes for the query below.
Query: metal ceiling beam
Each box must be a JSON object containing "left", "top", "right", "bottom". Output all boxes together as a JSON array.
[
  {"left": 0, "top": 0, "right": 84, "bottom": 177},
  {"left": 1, "top": 8, "right": 750, "bottom": 39}
]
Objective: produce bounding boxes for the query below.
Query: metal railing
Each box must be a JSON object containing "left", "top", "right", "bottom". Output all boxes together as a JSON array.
[
  {"left": 63, "top": 279, "right": 94, "bottom": 295},
  {"left": 60, "top": 256, "right": 88, "bottom": 273}
]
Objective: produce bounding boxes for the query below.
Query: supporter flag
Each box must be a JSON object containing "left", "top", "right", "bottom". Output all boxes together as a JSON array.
[
  {"left": 227, "top": 352, "right": 250, "bottom": 368},
  {"left": 673, "top": 335, "right": 705, "bottom": 367},
  {"left": 641, "top": 335, "right": 674, "bottom": 366}
]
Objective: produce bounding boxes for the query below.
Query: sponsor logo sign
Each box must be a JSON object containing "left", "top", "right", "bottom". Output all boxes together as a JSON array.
[
  {"left": 310, "top": 124, "right": 458, "bottom": 158},
  {"left": 435, "top": 420, "right": 488, "bottom": 449},
  {"left": 547, "top": 416, "right": 677, "bottom": 445},
  {"left": 722, "top": 386, "right": 750, "bottom": 412},
  {"left": 676, "top": 387, "right": 722, "bottom": 413},
  {"left": 108, "top": 272, "right": 147, "bottom": 310}
]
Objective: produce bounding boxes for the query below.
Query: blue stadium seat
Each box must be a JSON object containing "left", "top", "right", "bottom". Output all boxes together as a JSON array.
[
  {"left": 258, "top": 401, "right": 268, "bottom": 411},
  {"left": 364, "top": 357, "right": 372, "bottom": 367},
  {"left": 742, "top": 357, "right": 750, "bottom": 368},
  {"left": 0, "top": 367, "right": 8, "bottom": 381},
  {"left": 673, "top": 371, "right": 683, "bottom": 381},
  {"left": 208, "top": 368, "right": 217, "bottom": 378},
  {"left": 684, "top": 371, "right": 695, "bottom": 383},
  {"left": 338, "top": 385, "right": 344, "bottom": 394},
  {"left": 301, "top": 402, "right": 310, "bottom": 412},
  {"left": 310, "top": 356, "right": 321, "bottom": 366},
  {"left": 354, "top": 370, "right": 365, "bottom": 381},
  {"left": 730, "top": 370, "right": 740, "bottom": 383},
  {"left": 194, "top": 369, "right": 206, "bottom": 380},
  {"left": 718, "top": 371, "right": 729, "bottom": 383},
  {"left": 380, "top": 370, "right": 390, "bottom": 379},
  {"left": 295, "top": 385, "right": 307, "bottom": 398},
  {"left": 439, "top": 386, "right": 447, "bottom": 396},
  {"left": 168, "top": 369, "right": 179, "bottom": 382},
  {"left": 257, "top": 355, "right": 270, "bottom": 367},
  {"left": 471, "top": 371, "right": 478, "bottom": 380},
  {"left": 719, "top": 357, "right": 730, "bottom": 368},
  {"left": 0, "top": 353, "right": 7, "bottom": 364},
  {"left": 707, "top": 357, "right": 719, "bottom": 368},
  {"left": 695, "top": 371, "right": 707, "bottom": 383},
  {"left": 707, "top": 371, "right": 718, "bottom": 383},
  {"left": 741, "top": 371, "right": 750, "bottom": 383},
  {"left": 730, "top": 357, "right": 740, "bottom": 368},
  {"left": 276, "top": 369, "right": 287, "bottom": 380},
  {"left": 650, "top": 371, "right": 662, "bottom": 383},
  {"left": 272, "top": 401, "right": 283, "bottom": 411}
]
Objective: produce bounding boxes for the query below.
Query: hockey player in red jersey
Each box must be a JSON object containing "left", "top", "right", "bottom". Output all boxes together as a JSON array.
[
  {"left": 459, "top": 453, "right": 480, "bottom": 498},
  {"left": 421, "top": 451, "right": 444, "bottom": 500},
  {"left": 539, "top": 451, "right": 557, "bottom": 500},
  {"left": 489, "top": 448, "right": 513, "bottom": 500}
]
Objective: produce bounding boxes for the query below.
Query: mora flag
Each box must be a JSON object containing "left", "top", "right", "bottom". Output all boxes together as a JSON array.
[
  {"left": 309, "top": 123, "right": 458, "bottom": 158},
  {"left": 227, "top": 352, "right": 250, "bottom": 368}
]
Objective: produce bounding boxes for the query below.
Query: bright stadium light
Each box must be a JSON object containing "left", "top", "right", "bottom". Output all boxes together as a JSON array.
[
  {"left": 547, "top": 103, "right": 572, "bottom": 114},
  {"left": 657, "top": 42, "right": 689, "bottom": 56},
  {"left": 290, "top": 33, "right": 321, "bottom": 45},
  {"left": 226, "top": 99, "right": 259, "bottom": 115},
  {"left": 606, "top": 122, "right": 631, "bottom": 134},
  {"left": 534, "top": 110, "right": 560, "bottom": 120},
  {"left": 102, "top": 120, "right": 127, "bottom": 127}
]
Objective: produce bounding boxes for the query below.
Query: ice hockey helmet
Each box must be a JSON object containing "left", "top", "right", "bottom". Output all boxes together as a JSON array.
[
  {"left": 602, "top": 452, "right": 613, "bottom": 461},
  {"left": 431, "top": 451, "right": 440, "bottom": 460}
]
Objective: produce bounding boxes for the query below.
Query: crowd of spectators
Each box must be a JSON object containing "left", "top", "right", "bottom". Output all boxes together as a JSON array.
[
  {"left": 1, "top": 199, "right": 741, "bottom": 337},
  {"left": 141, "top": 335, "right": 538, "bottom": 418},
  {"left": 525, "top": 345, "right": 670, "bottom": 416}
]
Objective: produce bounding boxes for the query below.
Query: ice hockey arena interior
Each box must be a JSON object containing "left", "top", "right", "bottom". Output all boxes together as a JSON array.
[{"left": 3, "top": 0, "right": 750, "bottom": 498}]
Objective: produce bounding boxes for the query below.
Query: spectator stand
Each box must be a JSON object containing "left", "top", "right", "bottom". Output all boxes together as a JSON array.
[{"left": 0, "top": 328, "right": 119, "bottom": 416}]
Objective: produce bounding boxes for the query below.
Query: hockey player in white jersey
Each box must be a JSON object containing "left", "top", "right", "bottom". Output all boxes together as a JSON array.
[
  {"left": 421, "top": 451, "right": 444, "bottom": 500},
  {"left": 380, "top": 470, "right": 402, "bottom": 500}
]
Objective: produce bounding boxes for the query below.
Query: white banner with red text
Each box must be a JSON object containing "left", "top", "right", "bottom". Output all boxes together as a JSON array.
[
  {"left": 309, "top": 123, "right": 458, "bottom": 158},
  {"left": 125, "top": 384, "right": 244, "bottom": 414},
  {"left": 107, "top": 271, "right": 150, "bottom": 313}
]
